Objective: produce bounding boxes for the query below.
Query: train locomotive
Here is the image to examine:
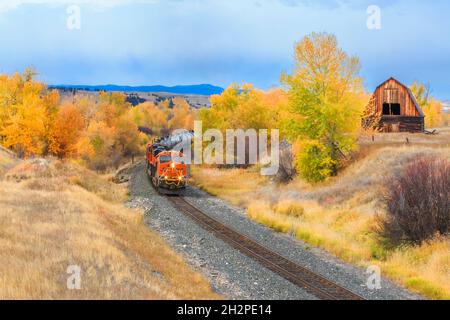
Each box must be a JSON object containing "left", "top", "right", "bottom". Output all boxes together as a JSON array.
[{"left": 146, "top": 134, "right": 190, "bottom": 193}]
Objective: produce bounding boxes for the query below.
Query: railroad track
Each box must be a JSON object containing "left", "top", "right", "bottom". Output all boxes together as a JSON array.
[{"left": 166, "top": 195, "right": 364, "bottom": 301}]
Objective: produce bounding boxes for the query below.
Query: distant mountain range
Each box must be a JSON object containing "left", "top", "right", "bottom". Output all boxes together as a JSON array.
[{"left": 49, "top": 84, "right": 224, "bottom": 96}]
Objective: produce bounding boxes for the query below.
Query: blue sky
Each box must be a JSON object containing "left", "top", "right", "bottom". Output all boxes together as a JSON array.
[{"left": 0, "top": 0, "right": 449, "bottom": 99}]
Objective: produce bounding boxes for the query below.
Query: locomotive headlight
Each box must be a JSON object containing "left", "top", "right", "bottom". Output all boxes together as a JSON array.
[
  {"left": 178, "top": 176, "right": 183, "bottom": 181},
  {"left": 171, "top": 162, "right": 175, "bottom": 168}
]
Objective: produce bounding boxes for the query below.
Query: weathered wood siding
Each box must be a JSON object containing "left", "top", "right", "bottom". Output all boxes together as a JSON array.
[
  {"left": 371, "top": 78, "right": 425, "bottom": 133},
  {"left": 373, "top": 78, "right": 420, "bottom": 116},
  {"left": 381, "top": 116, "right": 424, "bottom": 133}
]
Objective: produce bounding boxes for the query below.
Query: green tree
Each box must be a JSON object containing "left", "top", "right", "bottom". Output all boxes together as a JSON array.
[{"left": 281, "top": 33, "right": 365, "bottom": 182}]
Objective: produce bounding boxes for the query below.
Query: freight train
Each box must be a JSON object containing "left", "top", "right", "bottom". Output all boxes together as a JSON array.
[{"left": 146, "top": 133, "right": 192, "bottom": 193}]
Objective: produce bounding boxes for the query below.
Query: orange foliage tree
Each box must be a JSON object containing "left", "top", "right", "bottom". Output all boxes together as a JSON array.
[
  {"left": 48, "top": 103, "right": 85, "bottom": 158},
  {"left": 0, "top": 69, "right": 201, "bottom": 170}
]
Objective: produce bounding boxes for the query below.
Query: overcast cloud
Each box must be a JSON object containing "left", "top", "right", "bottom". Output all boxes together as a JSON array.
[{"left": 0, "top": 0, "right": 448, "bottom": 98}]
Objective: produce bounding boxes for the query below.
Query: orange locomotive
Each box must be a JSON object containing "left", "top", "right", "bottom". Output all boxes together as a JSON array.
[{"left": 146, "top": 140, "right": 188, "bottom": 192}]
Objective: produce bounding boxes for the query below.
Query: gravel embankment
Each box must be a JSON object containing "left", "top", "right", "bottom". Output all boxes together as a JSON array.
[{"left": 127, "top": 161, "right": 422, "bottom": 300}]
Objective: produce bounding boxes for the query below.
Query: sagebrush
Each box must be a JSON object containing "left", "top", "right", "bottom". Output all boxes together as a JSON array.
[{"left": 382, "top": 157, "right": 450, "bottom": 244}]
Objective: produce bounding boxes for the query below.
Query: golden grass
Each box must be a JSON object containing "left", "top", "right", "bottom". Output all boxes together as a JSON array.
[
  {"left": 191, "top": 137, "right": 450, "bottom": 300},
  {"left": 274, "top": 199, "right": 305, "bottom": 218},
  {"left": 190, "top": 166, "right": 268, "bottom": 207},
  {"left": 0, "top": 146, "right": 17, "bottom": 176},
  {"left": 248, "top": 199, "right": 450, "bottom": 300},
  {"left": 0, "top": 158, "right": 219, "bottom": 300}
]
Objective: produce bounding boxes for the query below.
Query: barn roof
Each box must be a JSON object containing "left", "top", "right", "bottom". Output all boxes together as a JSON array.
[{"left": 376, "top": 77, "right": 425, "bottom": 117}]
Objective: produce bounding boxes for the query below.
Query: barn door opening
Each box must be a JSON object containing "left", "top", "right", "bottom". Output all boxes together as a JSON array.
[
  {"left": 384, "top": 123, "right": 400, "bottom": 133},
  {"left": 383, "top": 103, "right": 401, "bottom": 115}
]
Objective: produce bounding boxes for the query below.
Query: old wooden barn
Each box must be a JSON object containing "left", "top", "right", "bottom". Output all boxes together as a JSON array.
[{"left": 363, "top": 77, "right": 425, "bottom": 133}]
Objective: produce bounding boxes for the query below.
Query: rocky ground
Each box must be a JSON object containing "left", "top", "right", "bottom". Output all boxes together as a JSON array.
[{"left": 125, "top": 161, "right": 423, "bottom": 300}]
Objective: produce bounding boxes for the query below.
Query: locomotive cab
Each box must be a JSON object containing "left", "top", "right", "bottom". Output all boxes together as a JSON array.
[
  {"left": 156, "top": 151, "right": 187, "bottom": 189},
  {"left": 146, "top": 144, "right": 188, "bottom": 191}
]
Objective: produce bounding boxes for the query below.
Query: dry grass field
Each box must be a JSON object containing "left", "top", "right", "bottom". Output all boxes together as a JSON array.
[
  {"left": 0, "top": 146, "right": 17, "bottom": 176},
  {"left": 0, "top": 154, "right": 219, "bottom": 300},
  {"left": 192, "top": 128, "right": 450, "bottom": 300}
]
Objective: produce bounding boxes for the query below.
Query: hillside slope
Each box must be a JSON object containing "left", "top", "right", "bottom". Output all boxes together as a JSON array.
[
  {"left": 0, "top": 154, "right": 219, "bottom": 299},
  {"left": 191, "top": 131, "right": 450, "bottom": 299}
]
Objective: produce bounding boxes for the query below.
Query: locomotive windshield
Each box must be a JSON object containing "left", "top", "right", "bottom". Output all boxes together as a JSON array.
[
  {"left": 159, "top": 155, "right": 185, "bottom": 164},
  {"left": 159, "top": 156, "right": 172, "bottom": 163}
]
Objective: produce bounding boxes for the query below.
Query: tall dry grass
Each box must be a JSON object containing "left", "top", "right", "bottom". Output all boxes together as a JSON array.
[
  {"left": 0, "top": 158, "right": 219, "bottom": 300},
  {"left": 192, "top": 134, "right": 450, "bottom": 300},
  {"left": 190, "top": 166, "right": 268, "bottom": 207},
  {"left": 0, "top": 146, "right": 17, "bottom": 176}
]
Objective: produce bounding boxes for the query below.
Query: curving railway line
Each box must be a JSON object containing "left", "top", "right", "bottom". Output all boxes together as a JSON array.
[{"left": 166, "top": 195, "right": 364, "bottom": 301}]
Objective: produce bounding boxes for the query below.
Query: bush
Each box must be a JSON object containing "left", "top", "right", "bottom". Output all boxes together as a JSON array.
[
  {"left": 382, "top": 157, "right": 450, "bottom": 244},
  {"left": 296, "top": 142, "right": 337, "bottom": 183}
]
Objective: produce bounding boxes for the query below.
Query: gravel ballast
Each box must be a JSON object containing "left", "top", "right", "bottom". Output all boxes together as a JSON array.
[{"left": 128, "top": 162, "right": 422, "bottom": 300}]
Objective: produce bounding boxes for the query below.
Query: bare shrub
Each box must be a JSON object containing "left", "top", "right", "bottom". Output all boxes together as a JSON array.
[{"left": 382, "top": 157, "right": 450, "bottom": 244}]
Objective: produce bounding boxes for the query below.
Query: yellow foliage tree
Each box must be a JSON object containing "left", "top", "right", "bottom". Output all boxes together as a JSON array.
[
  {"left": 78, "top": 120, "right": 117, "bottom": 170},
  {"left": 409, "top": 82, "right": 446, "bottom": 128},
  {"left": 281, "top": 33, "right": 366, "bottom": 182},
  {"left": 169, "top": 98, "right": 195, "bottom": 131},
  {"left": 132, "top": 102, "right": 168, "bottom": 135},
  {"left": 1, "top": 102, "right": 47, "bottom": 157},
  {"left": 200, "top": 84, "right": 286, "bottom": 133},
  {"left": 0, "top": 70, "right": 59, "bottom": 157},
  {"left": 114, "top": 111, "right": 142, "bottom": 160}
]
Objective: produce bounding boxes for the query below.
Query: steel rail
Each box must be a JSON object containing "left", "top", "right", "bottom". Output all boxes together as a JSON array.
[{"left": 166, "top": 195, "right": 365, "bottom": 301}]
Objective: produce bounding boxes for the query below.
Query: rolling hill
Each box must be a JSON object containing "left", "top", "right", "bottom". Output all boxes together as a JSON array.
[
  {"left": 0, "top": 150, "right": 219, "bottom": 299},
  {"left": 49, "top": 84, "right": 224, "bottom": 96}
]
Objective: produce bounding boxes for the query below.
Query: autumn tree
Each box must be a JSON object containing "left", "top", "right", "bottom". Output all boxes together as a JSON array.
[
  {"left": 281, "top": 33, "right": 366, "bottom": 182},
  {"left": 78, "top": 119, "right": 117, "bottom": 170},
  {"left": 95, "top": 91, "right": 129, "bottom": 126},
  {"left": 131, "top": 102, "right": 168, "bottom": 135},
  {"left": 0, "top": 70, "right": 59, "bottom": 157},
  {"left": 48, "top": 102, "right": 85, "bottom": 158},
  {"left": 410, "top": 81, "right": 446, "bottom": 128},
  {"left": 72, "top": 95, "right": 99, "bottom": 125},
  {"left": 200, "top": 85, "right": 240, "bottom": 132},
  {"left": 115, "top": 111, "right": 143, "bottom": 163},
  {"left": 169, "top": 98, "right": 195, "bottom": 131},
  {"left": 425, "top": 99, "right": 446, "bottom": 128},
  {"left": 200, "top": 84, "right": 284, "bottom": 132},
  {"left": 75, "top": 92, "right": 145, "bottom": 169}
]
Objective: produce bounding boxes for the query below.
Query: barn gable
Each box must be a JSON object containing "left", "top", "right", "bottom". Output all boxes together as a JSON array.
[
  {"left": 374, "top": 77, "right": 425, "bottom": 117},
  {"left": 363, "top": 77, "right": 425, "bottom": 133}
]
